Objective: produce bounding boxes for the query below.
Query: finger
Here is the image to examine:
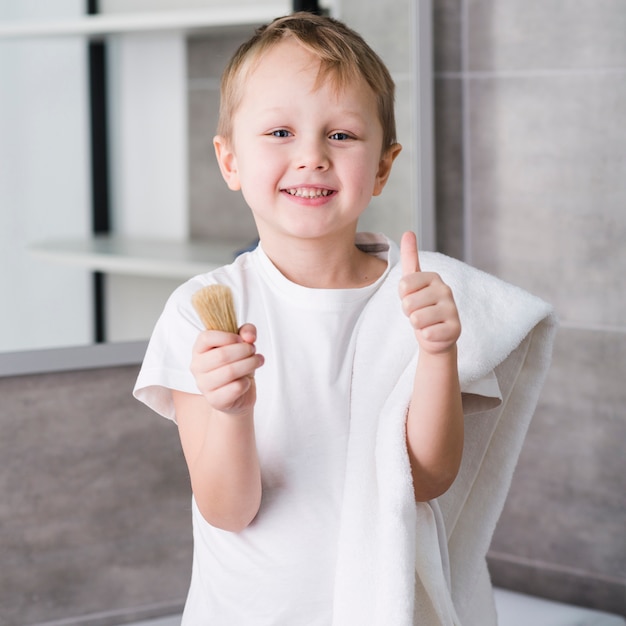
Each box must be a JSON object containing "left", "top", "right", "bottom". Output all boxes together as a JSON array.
[
  {"left": 238, "top": 323, "right": 257, "bottom": 344},
  {"left": 207, "top": 377, "right": 255, "bottom": 411},
  {"left": 194, "top": 329, "right": 241, "bottom": 353},
  {"left": 205, "top": 341, "right": 257, "bottom": 368},
  {"left": 202, "top": 353, "right": 263, "bottom": 391},
  {"left": 401, "top": 280, "right": 438, "bottom": 313},
  {"left": 400, "top": 231, "right": 421, "bottom": 276}
]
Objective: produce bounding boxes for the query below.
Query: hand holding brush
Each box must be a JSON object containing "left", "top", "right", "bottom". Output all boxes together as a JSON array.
[{"left": 191, "top": 284, "right": 263, "bottom": 415}]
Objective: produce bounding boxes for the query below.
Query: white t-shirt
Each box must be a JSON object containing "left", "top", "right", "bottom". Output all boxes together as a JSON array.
[{"left": 134, "top": 233, "right": 500, "bottom": 625}]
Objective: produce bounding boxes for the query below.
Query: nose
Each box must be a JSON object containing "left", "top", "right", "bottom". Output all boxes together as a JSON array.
[{"left": 295, "top": 135, "right": 330, "bottom": 171}]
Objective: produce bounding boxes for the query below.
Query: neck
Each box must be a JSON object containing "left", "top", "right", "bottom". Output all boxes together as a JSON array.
[{"left": 258, "top": 232, "right": 385, "bottom": 289}]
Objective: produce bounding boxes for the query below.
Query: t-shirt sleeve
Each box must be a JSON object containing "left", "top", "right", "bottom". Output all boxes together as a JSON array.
[
  {"left": 133, "top": 280, "right": 205, "bottom": 422},
  {"left": 460, "top": 369, "right": 502, "bottom": 415}
]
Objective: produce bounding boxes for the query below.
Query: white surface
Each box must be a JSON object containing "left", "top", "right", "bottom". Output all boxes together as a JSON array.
[
  {"left": 107, "top": 31, "right": 188, "bottom": 241},
  {"left": 29, "top": 234, "right": 245, "bottom": 342},
  {"left": 0, "top": 0, "right": 92, "bottom": 353},
  {"left": 29, "top": 235, "right": 250, "bottom": 278},
  {"left": 120, "top": 589, "right": 626, "bottom": 626},
  {"left": 0, "top": 5, "right": 290, "bottom": 39}
]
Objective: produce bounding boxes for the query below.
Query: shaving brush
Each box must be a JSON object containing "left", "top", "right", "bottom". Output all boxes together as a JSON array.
[{"left": 192, "top": 284, "right": 239, "bottom": 333}]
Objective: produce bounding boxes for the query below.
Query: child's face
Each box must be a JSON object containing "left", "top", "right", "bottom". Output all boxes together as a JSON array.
[{"left": 214, "top": 38, "right": 400, "bottom": 246}]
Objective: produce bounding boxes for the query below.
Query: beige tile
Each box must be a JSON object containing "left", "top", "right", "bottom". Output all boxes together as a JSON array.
[
  {"left": 467, "top": 0, "right": 626, "bottom": 72},
  {"left": 466, "top": 73, "right": 626, "bottom": 327}
]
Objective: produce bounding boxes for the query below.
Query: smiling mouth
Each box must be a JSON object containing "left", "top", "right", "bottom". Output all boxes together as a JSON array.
[{"left": 284, "top": 187, "right": 334, "bottom": 199}]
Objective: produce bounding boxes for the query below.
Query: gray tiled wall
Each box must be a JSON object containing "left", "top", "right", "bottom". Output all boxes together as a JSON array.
[
  {"left": 0, "top": 366, "right": 192, "bottom": 625},
  {"left": 434, "top": 0, "right": 626, "bottom": 614}
]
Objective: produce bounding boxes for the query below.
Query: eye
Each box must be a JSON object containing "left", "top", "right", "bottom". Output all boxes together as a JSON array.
[
  {"left": 329, "top": 131, "right": 353, "bottom": 141},
  {"left": 270, "top": 129, "right": 291, "bottom": 138}
]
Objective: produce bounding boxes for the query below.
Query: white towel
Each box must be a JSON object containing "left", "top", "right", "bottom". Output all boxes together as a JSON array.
[{"left": 332, "top": 249, "right": 557, "bottom": 625}]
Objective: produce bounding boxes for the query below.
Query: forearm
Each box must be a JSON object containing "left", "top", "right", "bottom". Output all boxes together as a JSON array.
[
  {"left": 174, "top": 391, "right": 262, "bottom": 532},
  {"left": 406, "top": 345, "right": 464, "bottom": 502}
]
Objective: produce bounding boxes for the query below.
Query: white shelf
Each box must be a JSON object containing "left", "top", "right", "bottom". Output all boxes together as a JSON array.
[
  {"left": 0, "top": 4, "right": 290, "bottom": 39},
  {"left": 29, "top": 235, "right": 254, "bottom": 280}
]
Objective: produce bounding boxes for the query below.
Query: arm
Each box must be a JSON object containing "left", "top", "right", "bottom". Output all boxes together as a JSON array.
[
  {"left": 398, "top": 232, "right": 464, "bottom": 502},
  {"left": 172, "top": 323, "right": 265, "bottom": 532}
]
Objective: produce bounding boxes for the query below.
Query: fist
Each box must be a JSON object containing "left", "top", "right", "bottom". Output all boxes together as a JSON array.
[
  {"left": 190, "top": 323, "right": 264, "bottom": 415},
  {"left": 398, "top": 231, "right": 461, "bottom": 355}
]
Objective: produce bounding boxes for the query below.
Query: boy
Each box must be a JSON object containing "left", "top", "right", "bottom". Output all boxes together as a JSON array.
[{"left": 135, "top": 12, "right": 515, "bottom": 625}]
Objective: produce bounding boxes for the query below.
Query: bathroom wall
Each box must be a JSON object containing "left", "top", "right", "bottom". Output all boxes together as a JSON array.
[
  {"left": 3, "top": 1, "right": 625, "bottom": 624},
  {"left": 434, "top": 0, "right": 625, "bottom": 615},
  {"left": 0, "top": 365, "right": 193, "bottom": 626}
]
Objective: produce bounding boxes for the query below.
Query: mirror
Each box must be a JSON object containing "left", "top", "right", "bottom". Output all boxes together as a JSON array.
[
  {"left": 0, "top": 3, "right": 274, "bottom": 368},
  {"left": 0, "top": 0, "right": 432, "bottom": 376}
]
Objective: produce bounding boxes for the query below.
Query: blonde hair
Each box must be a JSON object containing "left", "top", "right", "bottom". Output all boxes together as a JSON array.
[{"left": 217, "top": 12, "right": 397, "bottom": 150}]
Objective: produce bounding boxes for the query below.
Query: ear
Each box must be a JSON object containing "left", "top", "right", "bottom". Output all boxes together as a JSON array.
[
  {"left": 213, "top": 135, "right": 241, "bottom": 191},
  {"left": 373, "top": 142, "right": 402, "bottom": 196}
]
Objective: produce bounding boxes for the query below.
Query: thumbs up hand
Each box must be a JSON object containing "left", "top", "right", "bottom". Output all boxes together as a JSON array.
[{"left": 398, "top": 232, "right": 461, "bottom": 355}]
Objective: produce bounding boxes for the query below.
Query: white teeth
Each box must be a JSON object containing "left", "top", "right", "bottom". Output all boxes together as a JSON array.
[{"left": 286, "top": 188, "right": 331, "bottom": 198}]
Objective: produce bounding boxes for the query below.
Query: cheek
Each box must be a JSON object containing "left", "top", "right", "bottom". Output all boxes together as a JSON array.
[
  {"left": 238, "top": 147, "right": 281, "bottom": 185},
  {"left": 348, "top": 156, "right": 381, "bottom": 198},
  {"left": 236, "top": 151, "right": 283, "bottom": 210}
]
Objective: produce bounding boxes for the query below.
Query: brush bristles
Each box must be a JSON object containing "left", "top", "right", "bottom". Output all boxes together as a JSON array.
[{"left": 192, "top": 284, "right": 238, "bottom": 333}]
